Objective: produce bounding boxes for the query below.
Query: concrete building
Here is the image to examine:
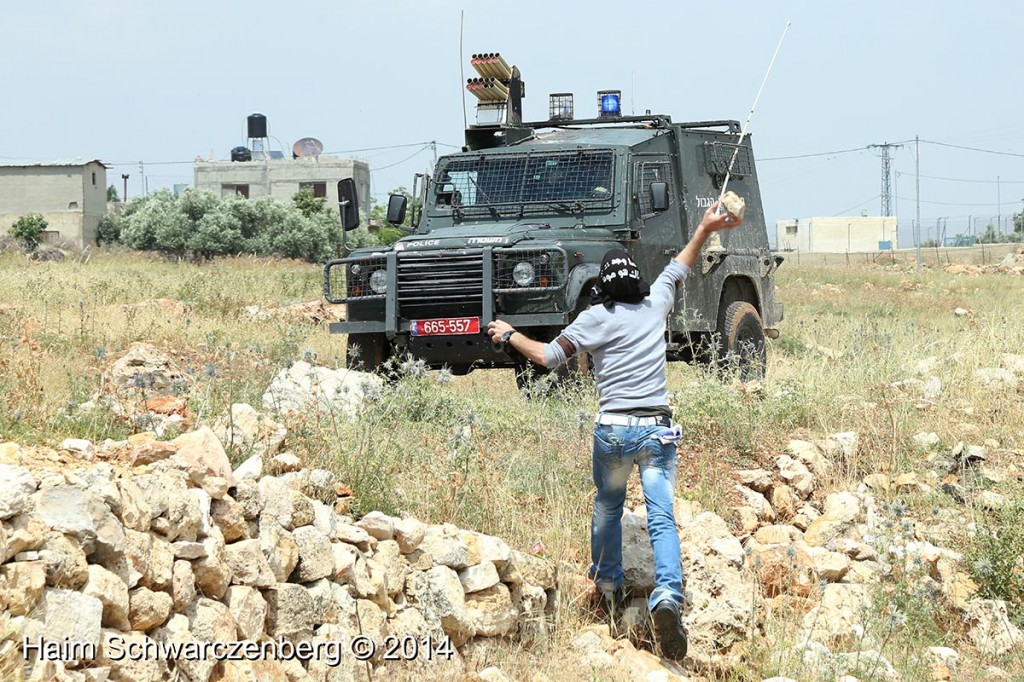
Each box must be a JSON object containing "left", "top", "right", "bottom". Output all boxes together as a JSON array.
[
  {"left": 0, "top": 159, "right": 108, "bottom": 248},
  {"left": 775, "top": 216, "right": 899, "bottom": 253},
  {"left": 193, "top": 156, "right": 370, "bottom": 219}
]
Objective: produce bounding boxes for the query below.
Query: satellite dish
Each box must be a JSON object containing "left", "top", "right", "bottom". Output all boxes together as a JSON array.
[{"left": 292, "top": 137, "right": 324, "bottom": 158}]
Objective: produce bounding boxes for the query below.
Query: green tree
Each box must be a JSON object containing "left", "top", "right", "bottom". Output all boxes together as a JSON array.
[
  {"left": 97, "top": 213, "right": 122, "bottom": 245},
  {"left": 10, "top": 214, "right": 47, "bottom": 250},
  {"left": 293, "top": 188, "right": 327, "bottom": 217},
  {"left": 369, "top": 187, "right": 417, "bottom": 246},
  {"left": 1014, "top": 211, "right": 1023, "bottom": 235},
  {"left": 107, "top": 185, "right": 120, "bottom": 202}
]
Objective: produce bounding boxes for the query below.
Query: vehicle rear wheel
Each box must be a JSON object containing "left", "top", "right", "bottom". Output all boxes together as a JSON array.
[{"left": 716, "top": 301, "right": 766, "bottom": 381}]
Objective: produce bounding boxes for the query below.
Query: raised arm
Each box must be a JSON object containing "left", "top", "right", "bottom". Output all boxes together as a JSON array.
[{"left": 675, "top": 201, "right": 744, "bottom": 268}]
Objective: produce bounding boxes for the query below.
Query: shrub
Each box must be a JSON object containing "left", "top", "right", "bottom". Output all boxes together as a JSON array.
[
  {"left": 10, "top": 214, "right": 47, "bottom": 249},
  {"left": 964, "top": 494, "right": 1024, "bottom": 622},
  {"left": 96, "top": 213, "right": 122, "bottom": 245}
]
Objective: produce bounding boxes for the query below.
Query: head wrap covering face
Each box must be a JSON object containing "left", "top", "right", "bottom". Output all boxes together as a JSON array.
[{"left": 590, "top": 249, "right": 651, "bottom": 308}]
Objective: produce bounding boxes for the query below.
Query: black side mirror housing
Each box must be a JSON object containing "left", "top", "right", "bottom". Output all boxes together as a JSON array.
[
  {"left": 337, "top": 178, "right": 360, "bottom": 231},
  {"left": 650, "top": 182, "right": 669, "bottom": 213},
  {"left": 386, "top": 195, "right": 408, "bottom": 225}
]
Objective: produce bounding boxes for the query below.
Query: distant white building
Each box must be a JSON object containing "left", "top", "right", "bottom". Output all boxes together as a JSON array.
[
  {"left": 0, "top": 159, "right": 108, "bottom": 248},
  {"left": 193, "top": 156, "right": 370, "bottom": 219},
  {"left": 775, "top": 216, "right": 899, "bottom": 253}
]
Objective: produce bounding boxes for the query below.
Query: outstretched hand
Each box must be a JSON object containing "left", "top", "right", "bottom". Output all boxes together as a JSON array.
[{"left": 699, "top": 201, "right": 743, "bottom": 233}]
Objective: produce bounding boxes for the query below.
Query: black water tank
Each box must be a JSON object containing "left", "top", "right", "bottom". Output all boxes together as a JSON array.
[
  {"left": 247, "top": 113, "right": 267, "bottom": 139},
  {"left": 231, "top": 146, "right": 252, "bottom": 162}
]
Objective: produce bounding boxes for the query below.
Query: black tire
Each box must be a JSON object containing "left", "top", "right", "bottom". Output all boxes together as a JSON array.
[{"left": 715, "top": 301, "right": 766, "bottom": 381}]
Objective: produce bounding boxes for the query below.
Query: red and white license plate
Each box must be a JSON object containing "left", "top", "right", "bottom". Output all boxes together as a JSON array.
[{"left": 410, "top": 317, "right": 480, "bottom": 336}]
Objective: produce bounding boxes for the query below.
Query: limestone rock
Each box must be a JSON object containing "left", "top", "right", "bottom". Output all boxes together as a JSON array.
[
  {"left": 213, "top": 403, "right": 287, "bottom": 459},
  {"left": 735, "top": 468, "right": 774, "bottom": 494},
  {"left": 770, "top": 484, "right": 797, "bottom": 520},
  {"left": 775, "top": 455, "right": 815, "bottom": 498},
  {"left": 267, "top": 452, "right": 302, "bottom": 475},
  {"left": 420, "top": 525, "right": 478, "bottom": 570},
  {"left": 224, "top": 538, "right": 276, "bottom": 587},
  {"left": 620, "top": 507, "right": 655, "bottom": 589},
  {"left": 98, "top": 629, "right": 169, "bottom": 682},
  {"left": 38, "top": 530, "right": 90, "bottom": 589},
  {"left": 260, "top": 523, "right": 299, "bottom": 583},
  {"left": 233, "top": 453, "right": 263, "bottom": 481},
  {"left": 394, "top": 517, "right": 427, "bottom": 554},
  {"left": 226, "top": 585, "right": 267, "bottom": 641},
  {"left": 171, "top": 560, "right": 196, "bottom": 611},
  {"left": 753, "top": 525, "right": 803, "bottom": 545},
  {"left": 186, "top": 596, "right": 238, "bottom": 643},
  {"left": 210, "top": 495, "right": 248, "bottom": 542},
  {"left": 459, "top": 561, "right": 501, "bottom": 594},
  {"left": 291, "top": 526, "right": 335, "bottom": 583},
  {"left": 191, "top": 531, "right": 231, "bottom": 599},
  {"left": 2, "top": 560, "right": 47, "bottom": 615},
  {"left": 966, "top": 599, "right": 1024, "bottom": 655},
  {"left": 83, "top": 565, "right": 130, "bottom": 630},
  {"left": 406, "top": 566, "right": 474, "bottom": 646},
  {"left": 141, "top": 535, "right": 173, "bottom": 591},
  {"left": 108, "top": 343, "right": 186, "bottom": 396},
  {"left": 128, "top": 587, "right": 173, "bottom": 631},
  {"left": 466, "top": 583, "right": 519, "bottom": 637},
  {"left": 32, "top": 485, "right": 125, "bottom": 558},
  {"left": 735, "top": 485, "right": 777, "bottom": 521},
  {"left": 265, "top": 583, "right": 316, "bottom": 642},
  {"left": 0, "top": 464, "right": 36, "bottom": 519},
  {"left": 262, "top": 361, "right": 384, "bottom": 419},
  {"left": 373, "top": 539, "right": 408, "bottom": 597},
  {"left": 357, "top": 511, "right": 396, "bottom": 540},
  {"left": 32, "top": 588, "right": 104, "bottom": 650},
  {"left": 786, "top": 440, "right": 831, "bottom": 477},
  {"left": 752, "top": 543, "right": 816, "bottom": 598},
  {"left": 4, "top": 512, "right": 48, "bottom": 557},
  {"left": 169, "top": 426, "right": 235, "bottom": 488},
  {"left": 116, "top": 478, "right": 153, "bottom": 532}
]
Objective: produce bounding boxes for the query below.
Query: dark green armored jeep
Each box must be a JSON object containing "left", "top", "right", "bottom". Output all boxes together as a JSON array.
[{"left": 325, "top": 73, "right": 783, "bottom": 384}]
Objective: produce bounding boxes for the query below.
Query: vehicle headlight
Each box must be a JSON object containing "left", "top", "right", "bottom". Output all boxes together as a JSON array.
[
  {"left": 369, "top": 269, "right": 388, "bottom": 294},
  {"left": 512, "top": 261, "right": 535, "bottom": 286},
  {"left": 350, "top": 263, "right": 362, "bottom": 276}
]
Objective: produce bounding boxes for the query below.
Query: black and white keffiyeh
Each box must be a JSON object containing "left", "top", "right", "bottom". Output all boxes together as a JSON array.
[{"left": 590, "top": 249, "right": 651, "bottom": 308}]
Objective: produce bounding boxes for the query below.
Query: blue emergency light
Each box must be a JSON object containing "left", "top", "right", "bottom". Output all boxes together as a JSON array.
[{"left": 597, "top": 90, "right": 622, "bottom": 117}]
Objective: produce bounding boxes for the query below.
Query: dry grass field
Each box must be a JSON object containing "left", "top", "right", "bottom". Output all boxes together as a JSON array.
[{"left": 2, "top": 247, "right": 1023, "bottom": 680}]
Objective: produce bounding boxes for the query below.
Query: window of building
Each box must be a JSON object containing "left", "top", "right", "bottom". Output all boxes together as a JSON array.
[
  {"left": 299, "top": 182, "right": 327, "bottom": 198},
  {"left": 221, "top": 184, "right": 250, "bottom": 199},
  {"left": 786, "top": 224, "right": 798, "bottom": 235},
  {"left": 92, "top": 172, "right": 97, "bottom": 186}
]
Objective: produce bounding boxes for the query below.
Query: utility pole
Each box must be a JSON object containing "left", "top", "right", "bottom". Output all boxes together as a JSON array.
[
  {"left": 915, "top": 136, "right": 921, "bottom": 272},
  {"left": 997, "top": 175, "right": 1001, "bottom": 237},
  {"left": 121, "top": 174, "right": 129, "bottom": 202},
  {"left": 868, "top": 142, "right": 902, "bottom": 216}
]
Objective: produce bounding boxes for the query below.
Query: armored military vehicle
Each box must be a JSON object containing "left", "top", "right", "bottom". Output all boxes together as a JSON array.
[{"left": 325, "top": 55, "right": 783, "bottom": 383}]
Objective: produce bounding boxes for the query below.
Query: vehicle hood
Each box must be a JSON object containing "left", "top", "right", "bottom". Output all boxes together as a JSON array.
[{"left": 389, "top": 223, "right": 616, "bottom": 252}]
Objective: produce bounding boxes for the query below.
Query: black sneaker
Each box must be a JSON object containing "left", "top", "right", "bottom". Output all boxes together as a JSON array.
[{"left": 652, "top": 600, "right": 688, "bottom": 661}]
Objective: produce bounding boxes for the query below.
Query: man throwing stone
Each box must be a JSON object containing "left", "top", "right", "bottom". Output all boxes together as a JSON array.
[{"left": 487, "top": 201, "right": 743, "bottom": 660}]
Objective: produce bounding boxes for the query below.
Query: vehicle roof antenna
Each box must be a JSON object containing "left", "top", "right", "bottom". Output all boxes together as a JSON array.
[
  {"left": 718, "top": 21, "right": 791, "bottom": 204},
  {"left": 459, "top": 11, "right": 468, "bottom": 131}
]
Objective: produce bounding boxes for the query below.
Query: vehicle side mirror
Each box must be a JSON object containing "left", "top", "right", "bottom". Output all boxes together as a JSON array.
[
  {"left": 337, "top": 178, "right": 360, "bottom": 231},
  {"left": 386, "top": 195, "right": 408, "bottom": 225},
  {"left": 649, "top": 182, "right": 669, "bottom": 212}
]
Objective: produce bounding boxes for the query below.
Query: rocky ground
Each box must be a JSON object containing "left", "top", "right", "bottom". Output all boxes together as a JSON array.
[{"left": 2, "top": 338, "right": 1024, "bottom": 681}]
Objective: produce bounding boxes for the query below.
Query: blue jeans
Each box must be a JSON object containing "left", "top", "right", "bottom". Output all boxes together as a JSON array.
[{"left": 590, "top": 421, "right": 685, "bottom": 611}]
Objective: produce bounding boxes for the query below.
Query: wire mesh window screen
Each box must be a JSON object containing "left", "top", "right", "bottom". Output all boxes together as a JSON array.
[
  {"left": 635, "top": 161, "right": 674, "bottom": 218},
  {"left": 435, "top": 150, "right": 614, "bottom": 209},
  {"left": 703, "top": 142, "right": 752, "bottom": 178}
]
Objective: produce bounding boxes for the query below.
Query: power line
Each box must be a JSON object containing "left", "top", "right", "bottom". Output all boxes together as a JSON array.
[
  {"left": 895, "top": 195, "right": 1005, "bottom": 207},
  {"left": 370, "top": 145, "right": 432, "bottom": 171},
  {"left": 757, "top": 145, "right": 869, "bottom": 162},
  {"left": 919, "top": 139, "right": 1024, "bottom": 158},
  {"left": 833, "top": 194, "right": 881, "bottom": 216},
  {"left": 895, "top": 171, "right": 1024, "bottom": 184}
]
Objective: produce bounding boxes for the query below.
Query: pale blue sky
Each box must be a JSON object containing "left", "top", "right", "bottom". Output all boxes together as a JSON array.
[{"left": 3, "top": 1, "right": 1022, "bottom": 247}]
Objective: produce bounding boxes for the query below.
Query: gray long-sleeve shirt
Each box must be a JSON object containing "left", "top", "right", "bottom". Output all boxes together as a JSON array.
[{"left": 543, "top": 260, "right": 689, "bottom": 413}]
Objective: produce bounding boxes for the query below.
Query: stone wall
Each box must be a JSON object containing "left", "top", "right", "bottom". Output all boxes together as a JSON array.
[{"left": 0, "top": 441, "right": 559, "bottom": 682}]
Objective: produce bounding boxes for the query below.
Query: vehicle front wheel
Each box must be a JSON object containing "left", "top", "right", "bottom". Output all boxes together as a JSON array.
[
  {"left": 716, "top": 301, "right": 766, "bottom": 381},
  {"left": 346, "top": 332, "right": 391, "bottom": 372}
]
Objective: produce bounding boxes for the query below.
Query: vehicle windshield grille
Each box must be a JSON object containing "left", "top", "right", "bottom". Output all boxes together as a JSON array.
[{"left": 435, "top": 150, "right": 614, "bottom": 210}]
